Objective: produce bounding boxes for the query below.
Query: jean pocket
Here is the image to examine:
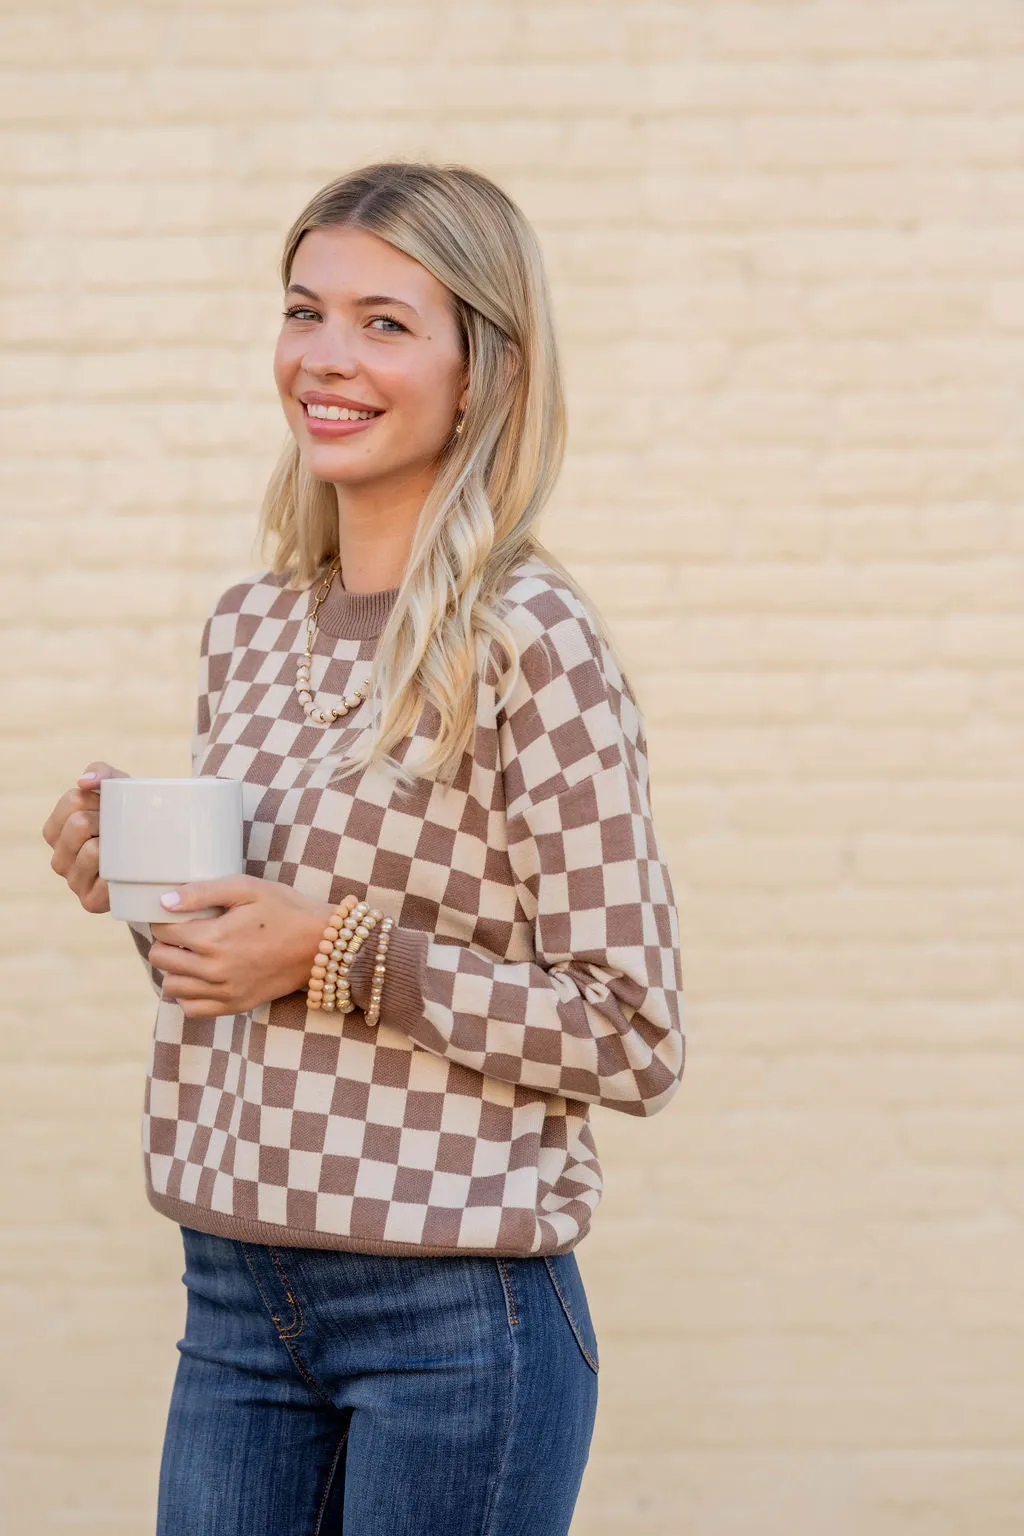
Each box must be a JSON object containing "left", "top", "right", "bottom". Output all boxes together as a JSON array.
[{"left": 543, "top": 1253, "right": 599, "bottom": 1374}]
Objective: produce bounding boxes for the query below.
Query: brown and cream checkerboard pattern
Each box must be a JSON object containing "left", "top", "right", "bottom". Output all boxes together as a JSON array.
[{"left": 129, "top": 554, "right": 685, "bottom": 1256}]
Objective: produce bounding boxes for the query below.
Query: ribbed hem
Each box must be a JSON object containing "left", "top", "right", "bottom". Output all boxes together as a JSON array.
[
  {"left": 144, "top": 1186, "right": 585, "bottom": 1256},
  {"left": 315, "top": 572, "right": 400, "bottom": 639},
  {"left": 347, "top": 923, "right": 429, "bottom": 1024}
]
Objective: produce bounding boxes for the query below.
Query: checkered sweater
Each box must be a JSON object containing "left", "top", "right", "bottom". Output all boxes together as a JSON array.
[{"left": 128, "top": 554, "right": 684, "bottom": 1256}]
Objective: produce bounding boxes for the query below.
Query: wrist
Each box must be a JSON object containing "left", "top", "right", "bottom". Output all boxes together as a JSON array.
[{"left": 290, "top": 900, "right": 340, "bottom": 994}]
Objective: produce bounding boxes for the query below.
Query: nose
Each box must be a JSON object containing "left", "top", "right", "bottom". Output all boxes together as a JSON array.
[{"left": 300, "top": 316, "right": 360, "bottom": 377}]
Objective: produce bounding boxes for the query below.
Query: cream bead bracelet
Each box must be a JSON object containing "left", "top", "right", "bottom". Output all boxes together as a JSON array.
[
  {"left": 364, "top": 916, "right": 394, "bottom": 1027},
  {"left": 305, "top": 896, "right": 389, "bottom": 1018}
]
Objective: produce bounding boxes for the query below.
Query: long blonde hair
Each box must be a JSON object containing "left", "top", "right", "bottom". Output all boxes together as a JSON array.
[{"left": 258, "top": 161, "right": 620, "bottom": 787}]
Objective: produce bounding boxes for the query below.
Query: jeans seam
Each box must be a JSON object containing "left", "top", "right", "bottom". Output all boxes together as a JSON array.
[
  {"left": 543, "top": 1257, "right": 599, "bottom": 1374},
  {"left": 494, "top": 1259, "right": 519, "bottom": 1327},
  {"left": 240, "top": 1241, "right": 285, "bottom": 1326},
  {"left": 312, "top": 1421, "right": 350, "bottom": 1536},
  {"left": 280, "top": 1335, "right": 337, "bottom": 1408},
  {"left": 269, "top": 1246, "right": 305, "bottom": 1340},
  {"left": 480, "top": 1269, "right": 517, "bottom": 1536},
  {"left": 265, "top": 1248, "right": 341, "bottom": 1406},
  {"left": 240, "top": 1243, "right": 335, "bottom": 1405}
]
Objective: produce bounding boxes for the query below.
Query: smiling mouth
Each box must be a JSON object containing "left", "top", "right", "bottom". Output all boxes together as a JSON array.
[{"left": 303, "top": 403, "right": 384, "bottom": 422}]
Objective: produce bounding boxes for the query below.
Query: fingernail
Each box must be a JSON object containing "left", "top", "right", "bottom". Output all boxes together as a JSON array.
[
  {"left": 160, "top": 891, "right": 181, "bottom": 909},
  {"left": 81, "top": 772, "right": 98, "bottom": 782}
]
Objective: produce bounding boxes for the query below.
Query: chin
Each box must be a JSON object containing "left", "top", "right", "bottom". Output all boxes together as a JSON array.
[{"left": 304, "top": 452, "right": 390, "bottom": 486}]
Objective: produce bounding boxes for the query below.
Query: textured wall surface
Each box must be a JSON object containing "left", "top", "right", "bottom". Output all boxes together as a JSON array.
[{"left": 3, "top": 3, "right": 1024, "bottom": 1532}]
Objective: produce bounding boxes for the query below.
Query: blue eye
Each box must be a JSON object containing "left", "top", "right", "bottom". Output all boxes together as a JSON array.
[{"left": 281, "top": 307, "right": 407, "bottom": 333}]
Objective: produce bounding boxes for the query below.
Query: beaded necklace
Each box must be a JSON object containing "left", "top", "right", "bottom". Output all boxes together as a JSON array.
[{"left": 294, "top": 556, "right": 372, "bottom": 726}]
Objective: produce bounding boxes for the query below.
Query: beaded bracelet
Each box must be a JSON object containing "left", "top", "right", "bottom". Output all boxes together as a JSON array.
[
  {"left": 305, "top": 894, "right": 357, "bottom": 1011},
  {"left": 364, "top": 916, "right": 394, "bottom": 1027},
  {"left": 331, "top": 902, "right": 382, "bottom": 1014},
  {"left": 306, "top": 896, "right": 383, "bottom": 1013}
]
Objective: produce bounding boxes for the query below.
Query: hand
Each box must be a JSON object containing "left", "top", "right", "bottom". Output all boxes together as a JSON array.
[
  {"left": 149, "top": 875, "right": 335, "bottom": 1019},
  {"left": 42, "top": 761, "right": 130, "bottom": 914}
]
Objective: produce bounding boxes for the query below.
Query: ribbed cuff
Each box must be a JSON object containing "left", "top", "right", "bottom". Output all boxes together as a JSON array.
[{"left": 347, "top": 923, "right": 429, "bottom": 1027}]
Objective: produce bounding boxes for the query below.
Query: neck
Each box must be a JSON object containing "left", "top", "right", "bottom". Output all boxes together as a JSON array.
[{"left": 334, "top": 465, "right": 437, "bottom": 592}]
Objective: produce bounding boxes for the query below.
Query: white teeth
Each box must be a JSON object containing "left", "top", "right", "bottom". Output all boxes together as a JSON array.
[{"left": 305, "top": 403, "right": 378, "bottom": 421}]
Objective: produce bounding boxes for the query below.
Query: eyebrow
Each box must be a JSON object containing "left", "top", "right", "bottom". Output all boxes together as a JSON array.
[{"left": 285, "top": 283, "right": 419, "bottom": 316}]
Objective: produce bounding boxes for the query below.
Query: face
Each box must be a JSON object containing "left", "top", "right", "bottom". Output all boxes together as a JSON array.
[{"left": 274, "top": 225, "right": 468, "bottom": 492}]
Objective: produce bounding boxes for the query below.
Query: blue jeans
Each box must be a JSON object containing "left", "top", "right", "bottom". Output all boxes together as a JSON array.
[{"left": 156, "top": 1226, "right": 599, "bottom": 1535}]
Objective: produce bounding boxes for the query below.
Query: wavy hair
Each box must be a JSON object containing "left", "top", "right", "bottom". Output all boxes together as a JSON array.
[{"left": 258, "top": 161, "right": 621, "bottom": 787}]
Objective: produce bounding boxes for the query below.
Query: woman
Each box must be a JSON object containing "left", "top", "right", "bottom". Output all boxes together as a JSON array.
[{"left": 42, "top": 162, "right": 685, "bottom": 1536}]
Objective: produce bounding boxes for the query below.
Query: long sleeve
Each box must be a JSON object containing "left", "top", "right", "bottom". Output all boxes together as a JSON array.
[
  {"left": 124, "top": 584, "right": 243, "bottom": 994},
  {"left": 348, "top": 587, "right": 685, "bottom": 1116},
  {"left": 127, "top": 920, "right": 165, "bottom": 997}
]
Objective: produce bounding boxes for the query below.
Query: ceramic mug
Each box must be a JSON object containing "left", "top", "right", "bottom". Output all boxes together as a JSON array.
[{"left": 99, "top": 776, "right": 244, "bottom": 922}]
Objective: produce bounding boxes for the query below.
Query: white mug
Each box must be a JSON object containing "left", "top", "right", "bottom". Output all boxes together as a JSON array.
[{"left": 99, "top": 776, "right": 244, "bottom": 922}]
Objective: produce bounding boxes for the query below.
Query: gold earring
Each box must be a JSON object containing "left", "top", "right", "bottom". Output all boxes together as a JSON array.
[{"left": 454, "top": 412, "right": 465, "bottom": 436}]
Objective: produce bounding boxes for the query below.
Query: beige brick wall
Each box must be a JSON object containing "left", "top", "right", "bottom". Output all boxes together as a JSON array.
[{"left": 3, "top": 2, "right": 1024, "bottom": 1530}]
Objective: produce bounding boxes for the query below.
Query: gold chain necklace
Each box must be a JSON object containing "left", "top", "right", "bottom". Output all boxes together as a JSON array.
[{"left": 295, "top": 556, "right": 372, "bottom": 726}]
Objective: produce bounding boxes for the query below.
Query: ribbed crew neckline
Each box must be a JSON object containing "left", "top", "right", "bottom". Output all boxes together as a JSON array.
[{"left": 314, "top": 571, "right": 400, "bottom": 640}]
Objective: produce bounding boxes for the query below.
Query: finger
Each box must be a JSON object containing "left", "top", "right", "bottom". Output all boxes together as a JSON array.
[
  {"left": 67, "top": 838, "right": 101, "bottom": 903},
  {"left": 78, "top": 875, "right": 111, "bottom": 915},
  {"left": 150, "top": 915, "right": 223, "bottom": 951},
  {"left": 149, "top": 941, "right": 224, "bottom": 984},
  {"left": 49, "top": 808, "right": 100, "bottom": 878},
  {"left": 175, "top": 998, "right": 229, "bottom": 1021},
  {"left": 160, "top": 974, "right": 228, "bottom": 1015},
  {"left": 42, "top": 787, "right": 80, "bottom": 849},
  {"left": 158, "top": 875, "right": 258, "bottom": 916},
  {"left": 78, "top": 761, "right": 129, "bottom": 788},
  {"left": 49, "top": 808, "right": 99, "bottom": 876},
  {"left": 162, "top": 971, "right": 221, "bottom": 997},
  {"left": 43, "top": 771, "right": 119, "bottom": 847}
]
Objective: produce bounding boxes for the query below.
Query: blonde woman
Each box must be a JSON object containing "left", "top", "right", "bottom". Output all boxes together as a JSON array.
[{"left": 43, "top": 162, "right": 685, "bottom": 1536}]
